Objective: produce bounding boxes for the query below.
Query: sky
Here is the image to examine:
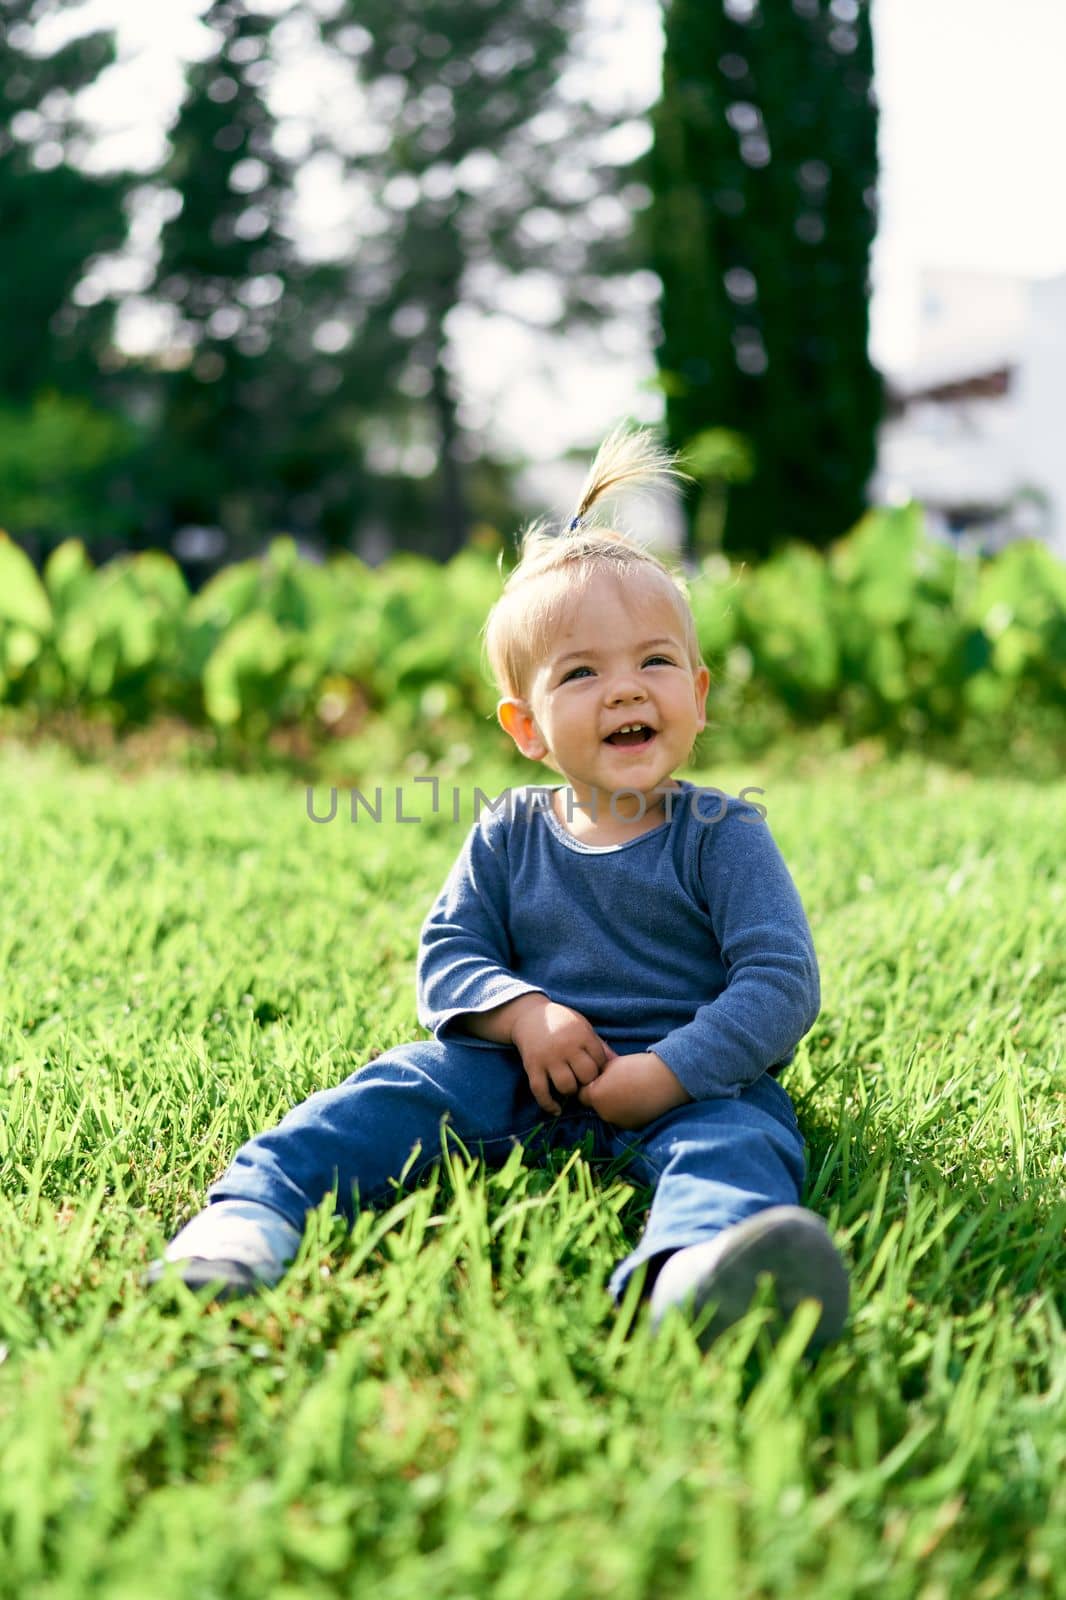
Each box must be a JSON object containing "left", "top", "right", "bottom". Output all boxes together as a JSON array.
[{"left": 41, "top": 0, "right": 1066, "bottom": 461}]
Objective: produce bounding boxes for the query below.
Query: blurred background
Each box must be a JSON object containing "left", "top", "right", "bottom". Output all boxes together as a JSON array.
[{"left": 1, "top": 0, "right": 1064, "bottom": 776}]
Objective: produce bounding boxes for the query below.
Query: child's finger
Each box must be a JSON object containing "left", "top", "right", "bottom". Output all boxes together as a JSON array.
[
  {"left": 570, "top": 1049, "right": 603, "bottom": 1085},
  {"left": 527, "top": 1069, "right": 561, "bottom": 1115}
]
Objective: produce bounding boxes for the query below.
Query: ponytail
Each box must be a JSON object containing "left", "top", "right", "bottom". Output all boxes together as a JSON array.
[
  {"left": 564, "top": 422, "right": 690, "bottom": 535},
  {"left": 484, "top": 424, "right": 700, "bottom": 698}
]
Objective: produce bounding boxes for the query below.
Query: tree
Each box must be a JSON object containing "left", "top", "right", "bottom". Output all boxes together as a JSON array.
[
  {"left": 317, "top": 0, "right": 645, "bottom": 559},
  {"left": 0, "top": 0, "right": 128, "bottom": 401},
  {"left": 0, "top": 0, "right": 138, "bottom": 553},
  {"left": 650, "top": 0, "right": 881, "bottom": 561},
  {"left": 145, "top": 0, "right": 345, "bottom": 556}
]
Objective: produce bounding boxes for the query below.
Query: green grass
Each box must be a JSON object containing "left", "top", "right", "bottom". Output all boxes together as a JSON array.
[{"left": 0, "top": 739, "right": 1063, "bottom": 1600}]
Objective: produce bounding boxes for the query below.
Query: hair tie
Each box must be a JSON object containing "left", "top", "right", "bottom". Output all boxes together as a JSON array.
[{"left": 567, "top": 515, "right": 583, "bottom": 532}]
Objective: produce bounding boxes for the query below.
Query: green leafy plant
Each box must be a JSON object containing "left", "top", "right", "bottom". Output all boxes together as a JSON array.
[{"left": 2, "top": 509, "right": 1063, "bottom": 774}]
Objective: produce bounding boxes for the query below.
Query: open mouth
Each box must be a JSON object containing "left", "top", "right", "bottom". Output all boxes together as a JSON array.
[{"left": 604, "top": 723, "right": 657, "bottom": 748}]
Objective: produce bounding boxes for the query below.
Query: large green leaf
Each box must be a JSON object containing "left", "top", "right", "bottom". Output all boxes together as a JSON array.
[
  {"left": 43, "top": 539, "right": 94, "bottom": 617},
  {"left": 968, "top": 539, "right": 1066, "bottom": 632},
  {"left": 0, "top": 531, "right": 52, "bottom": 632},
  {"left": 203, "top": 613, "right": 291, "bottom": 727},
  {"left": 49, "top": 554, "right": 188, "bottom": 704},
  {"left": 2, "top": 624, "right": 43, "bottom": 681},
  {"left": 187, "top": 559, "right": 263, "bottom": 632},
  {"left": 738, "top": 545, "right": 839, "bottom": 698},
  {"left": 831, "top": 507, "right": 920, "bottom": 626}
]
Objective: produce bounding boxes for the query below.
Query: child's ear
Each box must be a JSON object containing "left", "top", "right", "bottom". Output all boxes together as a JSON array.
[
  {"left": 693, "top": 664, "right": 710, "bottom": 731},
  {"left": 497, "top": 698, "right": 548, "bottom": 762}
]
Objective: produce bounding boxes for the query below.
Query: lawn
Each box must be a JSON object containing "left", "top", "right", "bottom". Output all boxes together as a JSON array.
[{"left": 0, "top": 740, "right": 1062, "bottom": 1600}]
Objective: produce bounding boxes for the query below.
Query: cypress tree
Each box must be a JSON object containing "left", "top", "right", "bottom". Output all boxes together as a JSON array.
[{"left": 650, "top": 0, "right": 881, "bottom": 560}]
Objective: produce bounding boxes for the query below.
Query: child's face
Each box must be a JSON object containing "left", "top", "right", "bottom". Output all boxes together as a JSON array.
[{"left": 498, "top": 569, "right": 710, "bottom": 804}]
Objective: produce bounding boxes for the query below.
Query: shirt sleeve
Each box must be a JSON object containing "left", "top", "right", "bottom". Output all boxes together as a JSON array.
[
  {"left": 649, "top": 805, "right": 821, "bottom": 1099},
  {"left": 416, "top": 813, "right": 547, "bottom": 1043}
]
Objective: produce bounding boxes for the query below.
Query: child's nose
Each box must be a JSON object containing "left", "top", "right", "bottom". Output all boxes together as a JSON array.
[{"left": 606, "top": 674, "right": 647, "bottom": 703}]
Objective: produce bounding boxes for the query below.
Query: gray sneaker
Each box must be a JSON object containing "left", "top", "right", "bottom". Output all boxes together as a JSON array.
[
  {"left": 144, "top": 1255, "right": 262, "bottom": 1302},
  {"left": 648, "top": 1205, "right": 849, "bottom": 1352},
  {"left": 144, "top": 1198, "right": 302, "bottom": 1302}
]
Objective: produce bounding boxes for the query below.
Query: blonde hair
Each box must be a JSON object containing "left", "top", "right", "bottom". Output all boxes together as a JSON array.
[{"left": 483, "top": 424, "right": 701, "bottom": 699}]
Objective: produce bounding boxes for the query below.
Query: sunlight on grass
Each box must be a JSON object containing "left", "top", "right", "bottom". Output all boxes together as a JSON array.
[{"left": 0, "top": 741, "right": 1062, "bottom": 1599}]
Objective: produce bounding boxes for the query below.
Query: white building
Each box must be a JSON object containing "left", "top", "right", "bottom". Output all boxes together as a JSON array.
[{"left": 872, "top": 266, "right": 1066, "bottom": 559}]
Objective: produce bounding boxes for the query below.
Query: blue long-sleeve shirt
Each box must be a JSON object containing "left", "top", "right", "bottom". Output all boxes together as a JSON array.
[{"left": 415, "top": 782, "right": 821, "bottom": 1100}]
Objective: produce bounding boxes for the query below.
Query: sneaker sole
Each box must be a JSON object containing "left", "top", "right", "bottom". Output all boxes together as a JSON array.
[
  {"left": 144, "top": 1256, "right": 262, "bottom": 1303},
  {"left": 650, "top": 1205, "right": 849, "bottom": 1351}
]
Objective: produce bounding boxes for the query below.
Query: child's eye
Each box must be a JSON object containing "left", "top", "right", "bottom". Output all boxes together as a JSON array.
[
  {"left": 643, "top": 655, "right": 674, "bottom": 667},
  {"left": 560, "top": 666, "right": 593, "bottom": 683}
]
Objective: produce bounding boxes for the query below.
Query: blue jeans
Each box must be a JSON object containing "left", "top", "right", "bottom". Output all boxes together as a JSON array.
[{"left": 208, "top": 1038, "right": 806, "bottom": 1304}]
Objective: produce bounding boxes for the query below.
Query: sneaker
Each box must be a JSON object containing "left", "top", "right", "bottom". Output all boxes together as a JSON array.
[
  {"left": 144, "top": 1256, "right": 262, "bottom": 1302},
  {"left": 144, "top": 1198, "right": 302, "bottom": 1302},
  {"left": 648, "top": 1205, "right": 849, "bottom": 1352}
]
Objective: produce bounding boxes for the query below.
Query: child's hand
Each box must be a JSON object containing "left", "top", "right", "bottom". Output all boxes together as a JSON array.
[
  {"left": 577, "top": 1052, "right": 692, "bottom": 1130},
  {"left": 511, "top": 998, "right": 616, "bottom": 1116}
]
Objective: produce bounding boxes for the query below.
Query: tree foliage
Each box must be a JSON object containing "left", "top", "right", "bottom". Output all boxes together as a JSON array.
[
  {"left": 0, "top": 0, "right": 138, "bottom": 550},
  {"left": 1, "top": 0, "right": 884, "bottom": 569},
  {"left": 650, "top": 0, "right": 882, "bottom": 560},
  {"left": 116, "top": 0, "right": 642, "bottom": 562},
  {"left": 145, "top": 0, "right": 353, "bottom": 556},
  {"left": 0, "top": 0, "right": 128, "bottom": 400},
  {"left": 315, "top": 0, "right": 645, "bottom": 558}
]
